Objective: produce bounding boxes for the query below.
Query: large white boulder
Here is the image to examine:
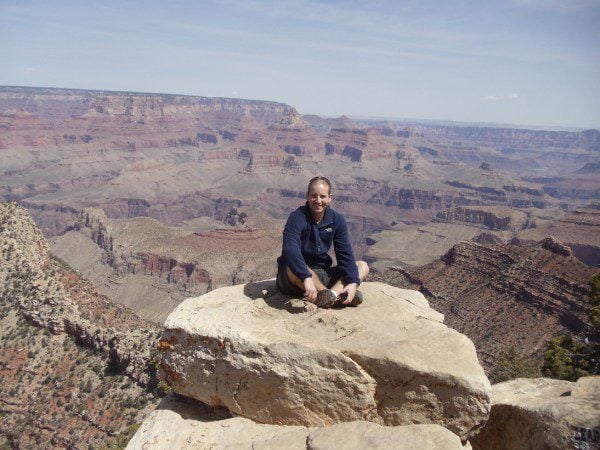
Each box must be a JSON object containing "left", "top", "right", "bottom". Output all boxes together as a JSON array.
[
  {"left": 127, "top": 394, "right": 467, "bottom": 449},
  {"left": 472, "top": 377, "right": 600, "bottom": 449},
  {"left": 158, "top": 281, "right": 491, "bottom": 440}
]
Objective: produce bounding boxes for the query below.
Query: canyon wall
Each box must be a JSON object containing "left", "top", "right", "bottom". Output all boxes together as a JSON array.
[
  {"left": 373, "top": 238, "right": 596, "bottom": 377},
  {"left": 0, "top": 203, "right": 162, "bottom": 447}
]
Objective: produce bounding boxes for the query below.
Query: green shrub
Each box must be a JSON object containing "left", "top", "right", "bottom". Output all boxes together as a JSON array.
[
  {"left": 491, "top": 345, "right": 540, "bottom": 383},
  {"left": 543, "top": 334, "right": 597, "bottom": 381},
  {"left": 590, "top": 273, "right": 600, "bottom": 328}
]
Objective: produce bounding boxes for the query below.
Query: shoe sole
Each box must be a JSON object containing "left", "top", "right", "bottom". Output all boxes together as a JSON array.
[{"left": 315, "top": 289, "right": 338, "bottom": 308}]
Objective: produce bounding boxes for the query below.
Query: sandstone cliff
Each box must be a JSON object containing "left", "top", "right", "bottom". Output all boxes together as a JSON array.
[
  {"left": 472, "top": 377, "right": 600, "bottom": 450},
  {"left": 128, "top": 395, "right": 468, "bottom": 450},
  {"left": 156, "top": 281, "right": 491, "bottom": 442},
  {"left": 50, "top": 207, "right": 281, "bottom": 322}
]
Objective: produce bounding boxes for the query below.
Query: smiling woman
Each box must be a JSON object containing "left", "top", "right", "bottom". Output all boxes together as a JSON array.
[
  {"left": 306, "top": 176, "right": 332, "bottom": 222},
  {"left": 276, "top": 176, "right": 369, "bottom": 308}
]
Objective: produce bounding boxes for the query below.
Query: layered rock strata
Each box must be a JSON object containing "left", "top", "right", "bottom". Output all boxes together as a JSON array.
[
  {"left": 518, "top": 208, "right": 600, "bottom": 266},
  {"left": 435, "top": 206, "right": 530, "bottom": 230},
  {"left": 158, "top": 281, "right": 491, "bottom": 441},
  {"left": 472, "top": 377, "right": 600, "bottom": 450},
  {"left": 51, "top": 207, "right": 281, "bottom": 322},
  {"left": 0, "top": 202, "right": 161, "bottom": 446},
  {"left": 374, "top": 239, "right": 597, "bottom": 376},
  {"left": 0, "top": 202, "right": 159, "bottom": 384}
]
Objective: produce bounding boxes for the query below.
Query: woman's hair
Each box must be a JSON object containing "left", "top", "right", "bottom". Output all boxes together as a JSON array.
[{"left": 307, "top": 176, "right": 332, "bottom": 195}]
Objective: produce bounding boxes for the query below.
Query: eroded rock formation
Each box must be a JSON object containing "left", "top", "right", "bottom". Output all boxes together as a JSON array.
[
  {"left": 0, "top": 202, "right": 161, "bottom": 447},
  {"left": 157, "top": 281, "right": 491, "bottom": 441},
  {"left": 472, "top": 377, "right": 600, "bottom": 450},
  {"left": 128, "top": 395, "right": 467, "bottom": 450},
  {"left": 435, "top": 206, "right": 529, "bottom": 230},
  {"left": 374, "top": 239, "right": 597, "bottom": 376},
  {"left": 0, "top": 203, "right": 159, "bottom": 382}
]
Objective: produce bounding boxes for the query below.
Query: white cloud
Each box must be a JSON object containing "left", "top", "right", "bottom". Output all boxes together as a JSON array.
[
  {"left": 483, "top": 93, "right": 519, "bottom": 101},
  {"left": 25, "top": 67, "right": 36, "bottom": 72}
]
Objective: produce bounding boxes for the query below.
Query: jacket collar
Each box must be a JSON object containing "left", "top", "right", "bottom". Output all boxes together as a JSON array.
[{"left": 302, "top": 202, "right": 334, "bottom": 227}]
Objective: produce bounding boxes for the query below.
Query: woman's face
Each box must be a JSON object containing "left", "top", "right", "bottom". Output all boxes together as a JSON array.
[{"left": 306, "top": 181, "right": 331, "bottom": 218}]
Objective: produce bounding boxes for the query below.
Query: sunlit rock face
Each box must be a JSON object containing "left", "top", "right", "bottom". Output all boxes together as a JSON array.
[
  {"left": 472, "top": 377, "right": 600, "bottom": 450},
  {"left": 158, "top": 280, "right": 491, "bottom": 441},
  {"left": 127, "top": 394, "right": 467, "bottom": 450}
]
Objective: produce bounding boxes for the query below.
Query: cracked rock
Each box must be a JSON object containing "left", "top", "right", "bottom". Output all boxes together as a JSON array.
[
  {"left": 159, "top": 280, "right": 491, "bottom": 440},
  {"left": 472, "top": 377, "right": 600, "bottom": 450},
  {"left": 127, "top": 394, "right": 468, "bottom": 450}
]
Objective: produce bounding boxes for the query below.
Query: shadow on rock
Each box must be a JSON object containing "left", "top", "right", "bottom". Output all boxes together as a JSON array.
[
  {"left": 243, "top": 279, "right": 312, "bottom": 314},
  {"left": 243, "top": 279, "right": 278, "bottom": 299},
  {"left": 156, "top": 393, "right": 232, "bottom": 422}
]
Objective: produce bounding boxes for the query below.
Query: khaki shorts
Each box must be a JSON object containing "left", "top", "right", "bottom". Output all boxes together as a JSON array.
[{"left": 276, "top": 265, "right": 344, "bottom": 296}]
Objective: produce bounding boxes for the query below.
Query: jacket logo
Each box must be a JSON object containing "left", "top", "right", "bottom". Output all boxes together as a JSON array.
[{"left": 325, "top": 227, "right": 333, "bottom": 232}]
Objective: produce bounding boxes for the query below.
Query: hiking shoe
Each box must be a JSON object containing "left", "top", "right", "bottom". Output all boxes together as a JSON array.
[
  {"left": 349, "top": 290, "right": 363, "bottom": 306},
  {"left": 314, "top": 289, "right": 338, "bottom": 308},
  {"left": 336, "top": 290, "right": 363, "bottom": 307}
]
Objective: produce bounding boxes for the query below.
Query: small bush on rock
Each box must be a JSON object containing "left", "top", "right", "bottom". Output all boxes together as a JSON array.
[{"left": 491, "top": 345, "right": 540, "bottom": 383}]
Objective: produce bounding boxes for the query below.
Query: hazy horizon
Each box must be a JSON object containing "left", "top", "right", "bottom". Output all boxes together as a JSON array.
[{"left": 2, "top": 0, "right": 599, "bottom": 129}]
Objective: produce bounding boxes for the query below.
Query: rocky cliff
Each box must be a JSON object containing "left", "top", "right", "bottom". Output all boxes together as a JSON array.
[
  {"left": 435, "top": 206, "right": 530, "bottom": 230},
  {"left": 128, "top": 395, "right": 468, "bottom": 449},
  {"left": 472, "top": 377, "right": 600, "bottom": 450},
  {"left": 129, "top": 377, "right": 600, "bottom": 450},
  {"left": 157, "top": 281, "right": 491, "bottom": 442},
  {"left": 373, "top": 238, "right": 597, "bottom": 377},
  {"left": 50, "top": 206, "right": 282, "bottom": 322},
  {"left": 0, "top": 203, "right": 162, "bottom": 447},
  {"left": 74, "top": 207, "right": 212, "bottom": 290},
  {"left": 0, "top": 86, "right": 289, "bottom": 123},
  {"left": 517, "top": 208, "right": 600, "bottom": 266}
]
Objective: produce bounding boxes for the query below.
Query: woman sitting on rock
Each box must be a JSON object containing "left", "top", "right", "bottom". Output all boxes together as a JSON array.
[{"left": 276, "top": 176, "right": 369, "bottom": 307}]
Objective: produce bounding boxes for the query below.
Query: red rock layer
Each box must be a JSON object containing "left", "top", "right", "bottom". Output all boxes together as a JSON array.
[{"left": 374, "top": 239, "right": 597, "bottom": 376}]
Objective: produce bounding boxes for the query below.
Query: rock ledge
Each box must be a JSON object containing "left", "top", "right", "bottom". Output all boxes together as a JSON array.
[{"left": 158, "top": 281, "right": 491, "bottom": 440}]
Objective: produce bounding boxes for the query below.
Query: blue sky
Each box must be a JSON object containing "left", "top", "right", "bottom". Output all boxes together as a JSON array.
[{"left": 1, "top": 0, "right": 599, "bottom": 128}]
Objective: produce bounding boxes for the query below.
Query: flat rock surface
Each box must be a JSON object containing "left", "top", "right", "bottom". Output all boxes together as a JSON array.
[
  {"left": 127, "top": 394, "right": 467, "bottom": 450},
  {"left": 159, "top": 281, "right": 490, "bottom": 440},
  {"left": 472, "top": 377, "right": 600, "bottom": 450}
]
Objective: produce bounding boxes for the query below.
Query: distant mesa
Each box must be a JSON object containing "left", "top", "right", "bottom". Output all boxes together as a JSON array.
[
  {"left": 303, "top": 114, "right": 359, "bottom": 133},
  {"left": 575, "top": 162, "right": 600, "bottom": 174}
]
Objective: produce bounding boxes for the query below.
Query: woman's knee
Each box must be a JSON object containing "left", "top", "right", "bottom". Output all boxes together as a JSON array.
[{"left": 357, "top": 261, "right": 369, "bottom": 280}]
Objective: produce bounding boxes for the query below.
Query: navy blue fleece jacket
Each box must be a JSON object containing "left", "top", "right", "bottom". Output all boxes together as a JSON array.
[{"left": 277, "top": 203, "right": 360, "bottom": 285}]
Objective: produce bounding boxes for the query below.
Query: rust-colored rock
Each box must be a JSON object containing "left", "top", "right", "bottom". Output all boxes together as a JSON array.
[{"left": 374, "top": 239, "right": 597, "bottom": 378}]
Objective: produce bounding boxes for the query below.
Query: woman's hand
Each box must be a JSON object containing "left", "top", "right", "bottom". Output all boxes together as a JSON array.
[
  {"left": 340, "top": 283, "right": 357, "bottom": 305},
  {"left": 303, "top": 278, "right": 318, "bottom": 302}
]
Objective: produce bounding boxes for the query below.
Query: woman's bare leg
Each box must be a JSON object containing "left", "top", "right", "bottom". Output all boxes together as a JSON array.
[{"left": 329, "top": 261, "right": 370, "bottom": 294}]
